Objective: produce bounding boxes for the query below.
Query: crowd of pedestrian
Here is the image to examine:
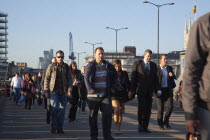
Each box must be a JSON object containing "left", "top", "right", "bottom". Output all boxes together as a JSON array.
[
  {"left": 4, "top": 12, "right": 210, "bottom": 140},
  {"left": 6, "top": 48, "right": 177, "bottom": 140}
]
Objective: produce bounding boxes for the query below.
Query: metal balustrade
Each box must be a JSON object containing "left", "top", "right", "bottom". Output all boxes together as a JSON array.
[
  {"left": 0, "top": 56, "right": 8, "bottom": 60},
  {"left": 0, "top": 50, "right": 8, "bottom": 54},
  {"left": 0, "top": 44, "right": 7, "bottom": 48}
]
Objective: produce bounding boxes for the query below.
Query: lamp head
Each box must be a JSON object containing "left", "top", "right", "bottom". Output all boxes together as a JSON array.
[{"left": 169, "top": 3, "right": 174, "bottom": 5}]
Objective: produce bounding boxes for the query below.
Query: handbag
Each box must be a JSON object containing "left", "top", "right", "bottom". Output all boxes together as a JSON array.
[
  {"left": 127, "top": 92, "right": 135, "bottom": 101},
  {"left": 170, "top": 80, "right": 176, "bottom": 89},
  {"left": 18, "top": 95, "right": 24, "bottom": 103},
  {"left": 31, "top": 86, "right": 36, "bottom": 93}
]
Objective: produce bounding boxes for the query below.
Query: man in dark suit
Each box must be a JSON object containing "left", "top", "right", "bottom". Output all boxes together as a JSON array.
[
  {"left": 130, "top": 49, "right": 157, "bottom": 133},
  {"left": 156, "top": 54, "right": 176, "bottom": 130}
]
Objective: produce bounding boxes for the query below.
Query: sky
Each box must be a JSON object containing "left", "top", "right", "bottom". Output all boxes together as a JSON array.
[{"left": 1, "top": 0, "right": 210, "bottom": 69}]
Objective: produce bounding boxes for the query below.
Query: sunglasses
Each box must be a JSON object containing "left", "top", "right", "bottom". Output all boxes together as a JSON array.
[{"left": 57, "top": 56, "right": 64, "bottom": 58}]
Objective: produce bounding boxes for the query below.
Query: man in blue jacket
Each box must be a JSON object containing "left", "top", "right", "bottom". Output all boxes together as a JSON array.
[{"left": 84, "top": 47, "right": 118, "bottom": 140}]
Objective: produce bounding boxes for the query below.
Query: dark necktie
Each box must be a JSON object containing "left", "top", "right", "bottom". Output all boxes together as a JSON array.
[{"left": 145, "top": 63, "right": 150, "bottom": 74}]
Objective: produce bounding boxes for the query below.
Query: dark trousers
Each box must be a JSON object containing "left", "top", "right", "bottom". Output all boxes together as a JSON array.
[
  {"left": 25, "top": 92, "right": 33, "bottom": 109},
  {"left": 44, "top": 97, "right": 47, "bottom": 109},
  {"left": 78, "top": 98, "right": 87, "bottom": 112},
  {"left": 88, "top": 97, "right": 113, "bottom": 139},
  {"left": 156, "top": 88, "right": 173, "bottom": 126},
  {"left": 32, "top": 93, "right": 36, "bottom": 104},
  {"left": 137, "top": 91, "right": 153, "bottom": 130},
  {"left": 46, "top": 98, "right": 51, "bottom": 124},
  {"left": 36, "top": 91, "right": 43, "bottom": 105},
  {"left": 69, "top": 86, "right": 80, "bottom": 121},
  {"left": 68, "top": 97, "right": 79, "bottom": 121}
]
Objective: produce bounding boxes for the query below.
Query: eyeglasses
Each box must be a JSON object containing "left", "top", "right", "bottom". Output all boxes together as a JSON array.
[{"left": 56, "top": 56, "right": 64, "bottom": 58}]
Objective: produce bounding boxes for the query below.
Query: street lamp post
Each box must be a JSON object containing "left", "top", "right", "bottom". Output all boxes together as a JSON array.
[
  {"left": 84, "top": 42, "right": 102, "bottom": 59},
  {"left": 106, "top": 27, "right": 128, "bottom": 53},
  {"left": 73, "top": 52, "right": 86, "bottom": 69},
  {"left": 143, "top": 1, "right": 174, "bottom": 64}
]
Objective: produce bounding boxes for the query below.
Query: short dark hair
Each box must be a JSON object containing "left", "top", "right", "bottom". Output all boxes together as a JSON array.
[
  {"left": 94, "top": 47, "right": 104, "bottom": 53},
  {"left": 144, "top": 49, "right": 152, "bottom": 55},
  {"left": 159, "top": 54, "right": 167, "bottom": 60},
  {"left": 56, "top": 50, "right": 64, "bottom": 55},
  {"left": 16, "top": 72, "right": 19, "bottom": 75},
  {"left": 113, "top": 59, "right": 122, "bottom": 67}
]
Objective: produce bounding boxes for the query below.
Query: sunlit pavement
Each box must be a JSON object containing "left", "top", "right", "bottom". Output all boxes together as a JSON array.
[{"left": 0, "top": 97, "right": 185, "bottom": 140}]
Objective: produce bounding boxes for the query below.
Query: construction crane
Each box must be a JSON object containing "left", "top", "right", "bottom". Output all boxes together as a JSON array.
[{"left": 69, "top": 32, "right": 75, "bottom": 60}]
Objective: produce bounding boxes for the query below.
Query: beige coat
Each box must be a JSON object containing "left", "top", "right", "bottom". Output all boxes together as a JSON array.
[{"left": 44, "top": 63, "right": 73, "bottom": 94}]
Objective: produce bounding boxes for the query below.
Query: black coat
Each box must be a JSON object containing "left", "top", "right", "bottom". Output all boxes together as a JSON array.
[
  {"left": 131, "top": 60, "right": 157, "bottom": 96},
  {"left": 113, "top": 71, "right": 130, "bottom": 99},
  {"left": 71, "top": 70, "right": 85, "bottom": 99},
  {"left": 36, "top": 76, "right": 42, "bottom": 90}
]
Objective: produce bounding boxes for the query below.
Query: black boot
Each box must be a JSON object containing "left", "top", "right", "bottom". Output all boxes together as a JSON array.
[{"left": 57, "top": 128, "right": 64, "bottom": 134}]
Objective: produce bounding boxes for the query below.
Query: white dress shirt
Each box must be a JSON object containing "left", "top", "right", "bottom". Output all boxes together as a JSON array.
[{"left": 11, "top": 76, "right": 22, "bottom": 88}]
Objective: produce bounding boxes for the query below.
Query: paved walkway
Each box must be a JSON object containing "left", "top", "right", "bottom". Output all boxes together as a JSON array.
[{"left": 0, "top": 97, "right": 185, "bottom": 140}]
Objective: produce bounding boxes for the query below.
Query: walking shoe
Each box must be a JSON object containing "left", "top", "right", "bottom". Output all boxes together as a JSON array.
[
  {"left": 104, "top": 136, "right": 115, "bottom": 140},
  {"left": 91, "top": 137, "right": 98, "bottom": 140},
  {"left": 164, "top": 124, "right": 171, "bottom": 129},
  {"left": 57, "top": 128, "right": 64, "bottom": 134},
  {"left": 46, "top": 118, "right": 50, "bottom": 124},
  {"left": 51, "top": 128, "right": 56, "bottom": 134},
  {"left": 69, "top": 119, "right": 78, "bottom": 122},
  {"left": 159, "top": 125, "right": 164, "bottom": 130},
  {"left": 114, "top": 130, "right": 122, "bottom": 135},
  {"left": 143, "top": 129, "right": 151, "bottom": 133},
  {"left": 138, "top": 125, "right": 143, "bottom": 133}
]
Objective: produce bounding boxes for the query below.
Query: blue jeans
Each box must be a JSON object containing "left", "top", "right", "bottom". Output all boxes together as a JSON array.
[
  {"left": 50, "top": 91, "right": 67, "bottom": 129},
  {"left": 13, "top": 88, "right": 21, "bottom": 104}
]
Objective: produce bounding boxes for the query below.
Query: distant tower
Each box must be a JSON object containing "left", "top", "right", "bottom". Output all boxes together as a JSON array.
[
  {"left": 39, "top": 57, "right": 44, "bottom": 69},
  {"left": 69, "top": 32, "right": 75, "bottom": 60},
  {"left": 184, "top": 17, "right": 192, "bottom": 50},
  {"left": 43, "top": 51, "right": 50, "bottom": 69},
  {"left": 49, "top": 49, "right": 53, "bottom": 59}
]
